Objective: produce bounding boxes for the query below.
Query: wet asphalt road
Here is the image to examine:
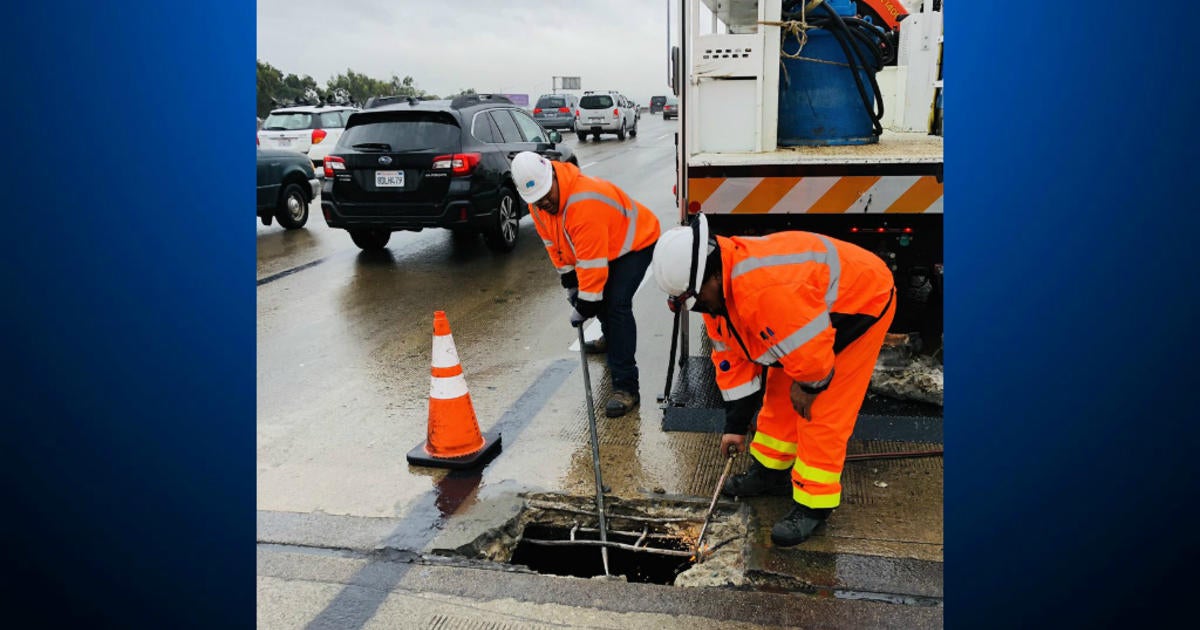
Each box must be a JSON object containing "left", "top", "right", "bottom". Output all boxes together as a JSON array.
[{"left": 257, "top": 115, "right": 686, "bottom": 517}]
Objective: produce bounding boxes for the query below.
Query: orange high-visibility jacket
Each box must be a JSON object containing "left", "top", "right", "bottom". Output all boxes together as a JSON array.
[
  {"left": 702, "top": 231, "right": 894, "bottom": 395},
  {"left": 529, "top": 161, "right": 660, "bottom": 303}
]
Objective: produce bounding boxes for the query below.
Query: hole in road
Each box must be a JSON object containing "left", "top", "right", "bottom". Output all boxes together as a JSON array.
[{"left": 509, "top": 524, "right": 694, "bottom": 585}]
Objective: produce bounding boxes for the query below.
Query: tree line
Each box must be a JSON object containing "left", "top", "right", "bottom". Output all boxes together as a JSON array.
[{"left": 256, "top": 60, "right": 475, "bottom": 118}]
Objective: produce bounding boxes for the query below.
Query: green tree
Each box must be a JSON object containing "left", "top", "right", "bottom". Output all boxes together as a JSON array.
[{"left": 256, "top": 60, "right": 285, "bottom": 118}]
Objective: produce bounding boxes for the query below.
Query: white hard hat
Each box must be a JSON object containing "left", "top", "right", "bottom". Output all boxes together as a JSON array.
[
  {"left": 651, "top": 213, "right": 710, "bottom": 311},
  {"left": 511, "top": 151, "right": 554, "bottom": 203}
]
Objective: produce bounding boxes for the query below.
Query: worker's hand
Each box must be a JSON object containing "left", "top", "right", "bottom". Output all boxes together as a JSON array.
[
  {"left": 720, "top": 433, "right": 746, "bottom": 456},
  {"left": 790, "top": 381, "right": 818, "bottom": 421},
  {"left": 565, "top": 287, "right": 579, "bottom": 308},
  {"left": 569, "top": 308, "right": 587, "bottom": 328}
]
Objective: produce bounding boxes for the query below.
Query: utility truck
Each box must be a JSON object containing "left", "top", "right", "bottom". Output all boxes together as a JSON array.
[{"left": 661, "top": 0, "right": 944, "bottom": 431}]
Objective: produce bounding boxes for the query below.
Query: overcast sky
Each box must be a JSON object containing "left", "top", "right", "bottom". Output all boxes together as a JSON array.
[{"left": 257, "top": 0, "right": 676, "bottom": 105}]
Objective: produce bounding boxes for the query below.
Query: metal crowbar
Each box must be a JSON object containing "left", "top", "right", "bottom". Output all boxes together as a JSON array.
[
  {"left": 576, "top": 326, "right": 611, "bottom": 576},
  {"left": 694, "top": 452, "right": 736, "bottom": 559}
]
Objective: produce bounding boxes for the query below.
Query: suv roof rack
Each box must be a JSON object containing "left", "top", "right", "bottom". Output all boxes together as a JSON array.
[{"left": 449, "top": 93, "right": 513, "bottom": 109}]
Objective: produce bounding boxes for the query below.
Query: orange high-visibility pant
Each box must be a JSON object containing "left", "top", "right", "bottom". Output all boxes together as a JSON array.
[{"left": 748, "top": 303, "right": 896, "bottom": 509}]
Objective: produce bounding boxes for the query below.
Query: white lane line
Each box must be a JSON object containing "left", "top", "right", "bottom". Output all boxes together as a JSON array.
[
  {"left": 581, "top": 161, "right": 598, "bottom": 169},
  {"left": 567, "top": 270, "right": 655, "bottom": 352},
  {"left": 657, "top": 134, "right": 671, "bottom": 140}
]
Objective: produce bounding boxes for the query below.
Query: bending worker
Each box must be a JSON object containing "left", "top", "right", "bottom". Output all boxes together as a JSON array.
[
  {"left": 651, "top": 214, "right": 895, "bottom": 546},
  {"left": 511, "top": 152, "right": 660, "bottom": 417}
]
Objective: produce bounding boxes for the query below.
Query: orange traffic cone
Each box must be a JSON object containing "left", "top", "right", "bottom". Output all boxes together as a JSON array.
[{"left": 406, "top": 311, "right": 502, "bottom": 469}]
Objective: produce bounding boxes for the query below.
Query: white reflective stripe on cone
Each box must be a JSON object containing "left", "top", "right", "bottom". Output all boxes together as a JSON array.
[
  {"left": 431, "top": 334, "right": 460, "bottom": 369},
  {"left": 430, "top": 373, "right": 470, "bottom": 399}
]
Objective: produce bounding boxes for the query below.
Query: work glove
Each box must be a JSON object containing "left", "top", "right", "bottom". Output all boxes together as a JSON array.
[
  {"left": 566, "top": 287, "right": 579, "bottom": 308},
  {"left": 569, "top": 308, "right": 587, "bottom": 328},
  {"left": 574, "top": 298, "right": 603, "bottom": 320},
  {"left": 559, "top": 270, "right": 579, "bottom": 289}
]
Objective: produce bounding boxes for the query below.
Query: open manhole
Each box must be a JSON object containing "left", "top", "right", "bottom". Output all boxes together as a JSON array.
[
  {"left": 511, "top": 524, "right": 694, "bottom": 584},
  {"left": 449, "top": 493, "right": 748, "bottom": 587}
]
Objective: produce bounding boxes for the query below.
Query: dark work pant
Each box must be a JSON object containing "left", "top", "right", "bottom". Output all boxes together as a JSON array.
[{"left": 599, "top": 243, "right": 655, "bottom": 395}]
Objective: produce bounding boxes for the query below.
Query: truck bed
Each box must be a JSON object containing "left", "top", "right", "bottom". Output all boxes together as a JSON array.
[{"left": 690, "top": 131, "right": 944, "bottom": 167}]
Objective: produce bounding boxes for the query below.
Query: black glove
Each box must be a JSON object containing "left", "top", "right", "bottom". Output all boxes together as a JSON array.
[
  {"left": 722, "top": 388, "right": 765, "bottom": 436},
  {"left": 574, "top": 298, "right": 603, "bottom": 320},
  {"left": 566, "top": 287, "right": 579, "bottom": 308},
  {"left": 559, "top": 270, "right": 579, "bottom": 290}
]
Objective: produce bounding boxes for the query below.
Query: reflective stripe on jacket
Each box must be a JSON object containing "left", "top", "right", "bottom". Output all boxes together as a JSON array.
[
  {"left": 702, "top": 313, "right": 762, "bottom": 402},
  {"left": 529, "top": 161, "right": 660, "bottom": 302},
  {"left": 713, "top": 231, "right": 895, "bottom": 389}
]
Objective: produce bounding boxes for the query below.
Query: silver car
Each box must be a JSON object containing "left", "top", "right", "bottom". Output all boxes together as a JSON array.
[{"left": 532, "top": 94, "right": 579, "bottom": 131}]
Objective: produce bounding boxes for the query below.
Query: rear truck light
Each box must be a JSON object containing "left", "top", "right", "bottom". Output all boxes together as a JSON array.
[
  {"left": 533, "top": 107, "right": 543, "bottom": 114},
  {"left": 432, "top": 153, "right": 481, "bottom": 175},
  {"left": 312, "top": 128, "right": 328, "bottom": 144},
  {"left": 687, "top": 201, "right": 701, "bottom": 214},
  {"left": 558, "top": 107, "right": 570, "bottom": 113},
  {"left": 851, "top": 227, "right": 859, "bottom": 233},
  {"left": 323, "top": 155, "right": 346, "bottom": 178}
]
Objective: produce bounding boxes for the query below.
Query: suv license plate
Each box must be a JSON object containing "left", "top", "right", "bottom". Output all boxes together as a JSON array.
[{"left": 375, "top": 170, "right": 405, "bottom": 187}]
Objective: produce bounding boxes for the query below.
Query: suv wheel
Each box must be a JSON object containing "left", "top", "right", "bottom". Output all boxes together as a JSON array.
[
  {"left": 276, "top": 183, "right": 309, "bottom": 230},
  {"left": 349, "top": 228, "right": 391, "bottom": 251},
  {"left": 629, "top": 119, "right": 638, "bottom": 138},
  {"left": 616, "top": 122, "right": 626, "bottom": 141},
  {"left": 484, "top": 188, "right": 520, "bottom": 253},
  {"left": 577, "top": 131, "right": 588, "bottom": 142}
]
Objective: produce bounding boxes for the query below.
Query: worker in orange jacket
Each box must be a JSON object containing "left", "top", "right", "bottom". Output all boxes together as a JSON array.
[
  {"left": 512, "top": 152, "right": 661, "bottom": 417},
  {"left": 651, "top": 214, "right": 895, "bottom": 546}
]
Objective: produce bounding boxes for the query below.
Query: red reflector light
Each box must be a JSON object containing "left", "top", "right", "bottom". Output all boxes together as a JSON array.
[
  {"left": 904, "top": 227, "right": 913, "bottom": 233},
  {"left": 323, "top": 155, "right": 346, "bottom": 178},
  {"left": 851, "top": 227, "right": 859, "bottom": 233},
  {"left": 558, "top": 107, "right": 570, "bottom": 113},
  {"left": 687, "top": 201, "right": 701, "bottom": 214},
  {"left": 459, "top": 208, "right": 468, "bottom": 221},
  {"left": 433, "top": 153, "right": 481, "bottom": 175},
  {"left": 533, "top": 108, "right": 543, "bottom": 114},
  {"left": 312, "top": 129, "right": 328, "bottom": 144}
]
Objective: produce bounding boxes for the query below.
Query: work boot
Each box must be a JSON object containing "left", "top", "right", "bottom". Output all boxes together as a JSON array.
[
  {"left": 770, "top": 504, "right": 833, "bottom": 547},
  {"left": 721, "top": 459, "right": 792, "bottom": 498},
  {"left": 604, "top": 390, "right": 639, "bottom": 417},
  {"left": 582, "top": 335, "right": 607, "bottom": 354}
]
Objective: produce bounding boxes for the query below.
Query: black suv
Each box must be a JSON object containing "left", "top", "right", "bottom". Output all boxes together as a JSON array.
[
  {"left": 321, "top": 94, "right": 577, "bottom": 251},
  {"left": 650, "top": 95, "right": 667, "bottom": 114}
]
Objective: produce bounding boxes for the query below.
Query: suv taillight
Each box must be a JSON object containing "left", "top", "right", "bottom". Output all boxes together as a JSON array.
[
  {"left": 533, "top": 107, "right": 542, "bottom": 114},
  {"left": 613, "top": 109, "right": 619, "bottom": 118},
  {"left": 558, "top": 107, "right": 570, "bottom": 113},
  {"left": 575, "top": 109, "right": 580, "bottom": 118},
  {"left": 312, "top": 129, "right": 328, "bottom": 144},
  {"left": 323, "top": 155, "right": 346, "bottom": 178},
  {"left": 432, "top": 153, "right": 481, "bottom": 175}
]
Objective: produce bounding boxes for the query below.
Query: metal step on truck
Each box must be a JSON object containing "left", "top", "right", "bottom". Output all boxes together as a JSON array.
[{"left": 661, "top": 0, "right": 944, "bottom": 443}]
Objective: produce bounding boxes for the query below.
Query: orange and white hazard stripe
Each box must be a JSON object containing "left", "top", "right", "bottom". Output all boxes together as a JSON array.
[{"left": 689, "top": 175, "right": 942, "bottom": 215}]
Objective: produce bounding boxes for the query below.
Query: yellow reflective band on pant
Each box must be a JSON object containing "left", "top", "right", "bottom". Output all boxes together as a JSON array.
[
  {"left": 793, "top": 487, "right": 841, "bottom": 509},
  {"left": 752, "top": 431, "right": 797, "bottom": 456},
  {"left": 750, "top": 445, "right": 793, "bottom": 470},
  {"left": 793, "top": 458, "right": 841, "bottom": 484}
]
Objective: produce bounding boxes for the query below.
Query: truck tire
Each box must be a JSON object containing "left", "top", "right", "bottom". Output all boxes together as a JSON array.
[
  {"left": 275, "top": 183, "right": 309, "bottom": 230},
  {"left": 349, "top": 228, "right": 391, "bottom": 251},
  {"left": 483, "top": 187, "right": 520, "bottom": 253}
]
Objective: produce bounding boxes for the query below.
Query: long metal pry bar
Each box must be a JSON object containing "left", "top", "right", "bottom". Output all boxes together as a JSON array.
[{"left": 577, "top": 326, "right": 611, "bottom": 576}]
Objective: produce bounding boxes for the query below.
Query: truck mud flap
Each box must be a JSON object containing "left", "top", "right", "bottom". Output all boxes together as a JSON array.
[{"left": 662, "top": 358, "right": 943, "bottom": 444}]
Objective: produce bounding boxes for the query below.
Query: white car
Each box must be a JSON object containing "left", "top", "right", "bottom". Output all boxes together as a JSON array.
[
  {"left": 257, "top": 105, "right": 358, "bottom": 168},
  {"left": 574, "top": 91, "right": 638, "bottom": 142}
]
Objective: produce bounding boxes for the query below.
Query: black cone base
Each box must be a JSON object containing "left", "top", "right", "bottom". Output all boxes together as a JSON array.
[{"left": 406, "top": 431, "right": 502, "bottom": 470}]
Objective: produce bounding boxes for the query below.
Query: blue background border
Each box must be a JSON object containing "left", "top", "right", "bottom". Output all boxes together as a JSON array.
[{"left": 2, "top": 0, "right": 1197, "bottom": 626}]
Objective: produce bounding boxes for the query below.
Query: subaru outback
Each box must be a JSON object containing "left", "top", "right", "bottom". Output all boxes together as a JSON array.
[{"left": 320, "top": 94, "right": 577, "bottom": 251}]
